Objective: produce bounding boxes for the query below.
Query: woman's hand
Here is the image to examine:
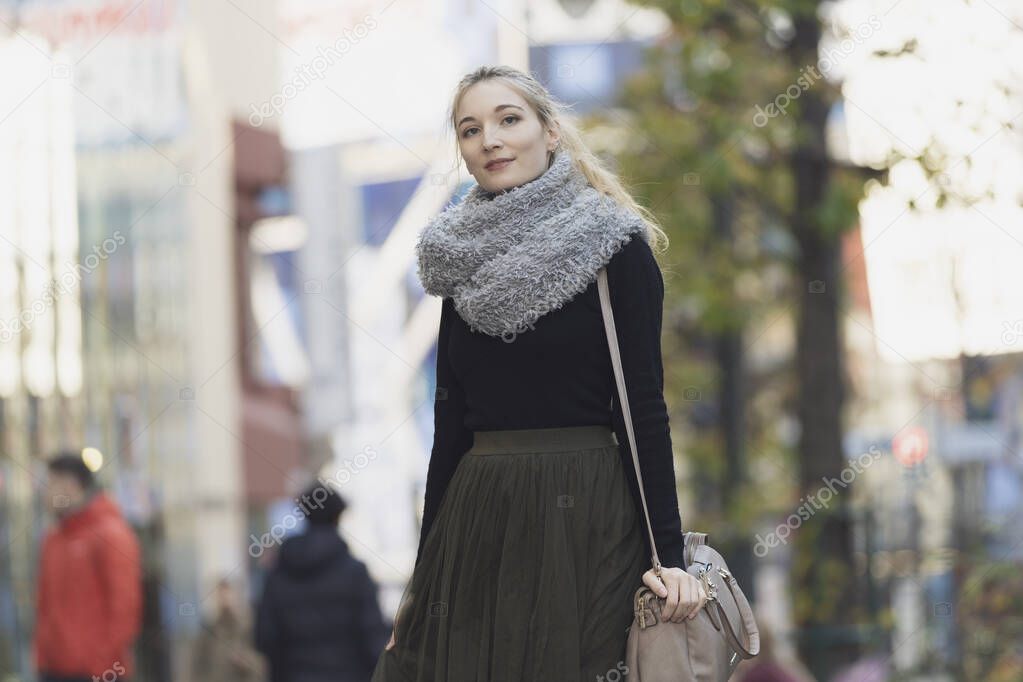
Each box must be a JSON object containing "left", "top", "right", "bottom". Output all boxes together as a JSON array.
[
  {"left": 642, "top": 566, "right": 708, "bottom": 623},
  {"left": 385, "top": 628, "right": 396, "bottom": 651}
]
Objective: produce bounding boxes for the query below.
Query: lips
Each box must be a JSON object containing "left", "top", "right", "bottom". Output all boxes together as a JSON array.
[{"left": 485, "top": 158, "right": 514, "bottom": 171}]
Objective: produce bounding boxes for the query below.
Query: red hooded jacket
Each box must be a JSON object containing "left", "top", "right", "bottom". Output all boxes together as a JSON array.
[{"left": 34, "top": 491, "right": 142, "bottom": 678}]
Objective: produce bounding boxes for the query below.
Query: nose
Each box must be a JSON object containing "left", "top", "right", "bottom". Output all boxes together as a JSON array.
[{"left": 481, "top": 126, "right": 502, "bottom": 151}]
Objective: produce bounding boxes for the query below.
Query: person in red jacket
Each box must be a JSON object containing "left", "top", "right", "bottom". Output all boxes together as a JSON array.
[{"left": 35, "top": 452, "right": 143, "bottom": 682}]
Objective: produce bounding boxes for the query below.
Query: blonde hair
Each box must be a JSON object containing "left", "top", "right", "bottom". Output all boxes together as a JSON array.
[{"left": 448, "top": 65, "right": 669, "bottom": 254}]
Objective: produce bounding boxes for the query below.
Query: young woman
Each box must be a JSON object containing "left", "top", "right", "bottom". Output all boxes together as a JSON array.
[{"left": 372, "top": 65, "right": 707, "bottom": 682}]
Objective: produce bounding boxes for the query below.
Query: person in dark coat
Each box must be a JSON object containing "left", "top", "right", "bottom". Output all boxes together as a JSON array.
[{"left": 255, "top": 482, "right": 389, "bottom": 682}]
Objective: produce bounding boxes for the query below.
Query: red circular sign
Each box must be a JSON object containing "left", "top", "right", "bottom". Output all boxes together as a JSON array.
[{"left": 893, "top": 426, "right": 929, "bottom": 467}]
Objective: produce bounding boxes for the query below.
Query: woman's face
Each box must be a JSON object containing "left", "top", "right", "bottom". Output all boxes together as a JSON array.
[{"left": 455, "top": 80, "right": 559, "bottom": 194}]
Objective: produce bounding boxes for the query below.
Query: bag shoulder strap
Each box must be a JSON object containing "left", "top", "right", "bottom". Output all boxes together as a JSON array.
[{"left": 597, "top": 266, "right": 662, "bottom": 575}]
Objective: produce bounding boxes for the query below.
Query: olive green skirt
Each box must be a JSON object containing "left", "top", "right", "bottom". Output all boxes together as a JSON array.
[{"left": 372, "top": 425, "right": 648, "bottom": 682}]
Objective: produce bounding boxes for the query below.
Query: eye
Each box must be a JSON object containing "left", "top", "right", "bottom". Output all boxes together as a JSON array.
[{"left": 460, "top": 115, "right": 520, "bottom": 138}]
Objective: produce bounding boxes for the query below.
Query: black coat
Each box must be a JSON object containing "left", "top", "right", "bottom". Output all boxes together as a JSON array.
[{"left": 255, "top": 526, "right": 389, "bottom": 682}]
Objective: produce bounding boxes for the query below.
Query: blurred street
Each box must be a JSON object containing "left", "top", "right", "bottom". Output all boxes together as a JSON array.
[{"left": 2, "top": 0, "right": 1023, "bottom": 680}]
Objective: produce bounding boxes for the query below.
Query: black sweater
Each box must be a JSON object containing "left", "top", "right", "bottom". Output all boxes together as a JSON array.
[{"left": 416, "top": 234, "right": 685, "bottom": 570}]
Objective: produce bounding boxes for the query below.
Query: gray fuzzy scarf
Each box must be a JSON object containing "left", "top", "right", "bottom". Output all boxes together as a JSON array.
[{"left": 415, "top": 150, "right": 648, "bottom": 339}]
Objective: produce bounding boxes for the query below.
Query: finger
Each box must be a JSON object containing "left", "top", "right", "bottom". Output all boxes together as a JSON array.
[
  {"left": 648, "top": 569, "right": 668, "bottom": 598},
  {"left": 661, "top": 577, "right": 681, "bottom": 620},
  {"left": 679, "top": 579, "right": 700, "bottom": 622},
  {"left": 643, "top": 569, "right": 668, "bottom": 598},
  {"left": 687, "top": 585, "right": 708, "bottom": 620},
  {"left": 671, "top": 579, "right": 690, "bottom": 622}
]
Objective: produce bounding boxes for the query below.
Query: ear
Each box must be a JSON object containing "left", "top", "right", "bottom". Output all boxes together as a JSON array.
[{"left": 546, "top": 122, "right": 562, "bottom": 151}]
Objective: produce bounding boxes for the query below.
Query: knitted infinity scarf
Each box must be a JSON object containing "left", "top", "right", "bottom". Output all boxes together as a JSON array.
[{"left": 415, "top": 150, "right": 648, "bottom": 339}]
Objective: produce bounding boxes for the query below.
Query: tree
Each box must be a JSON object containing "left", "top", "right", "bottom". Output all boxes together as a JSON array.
[{"left": 591, "top": 1, "right": 868, "bottom": 675}]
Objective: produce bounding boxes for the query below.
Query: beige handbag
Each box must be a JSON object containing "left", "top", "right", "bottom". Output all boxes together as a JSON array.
[{"left": 597, "top": 267, "right": 761, "bottom": 681}]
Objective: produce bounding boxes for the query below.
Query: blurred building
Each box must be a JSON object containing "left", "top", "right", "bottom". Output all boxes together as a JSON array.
[
  {"left": 842, "top": 215, "right": 1023, "bottom": 675},
  {"left": 0, "top": 0, "right": 293, "bottom": 679}
]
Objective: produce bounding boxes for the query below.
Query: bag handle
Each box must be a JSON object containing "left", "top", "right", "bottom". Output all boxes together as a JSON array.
[
  {"left": 711, "top": 570, "right": 761, "bottom": 658},
  {"left": 597, "top": 266, "right": 663, "bottom": 576},
  {"left": 601, "top": 268, "right": 761, "bottom": 656}
]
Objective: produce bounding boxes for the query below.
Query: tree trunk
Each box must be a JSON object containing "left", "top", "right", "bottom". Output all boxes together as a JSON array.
[
  {"left": 789, "top": 5, "right": 861, "bottom": 677},
  {"left": 712, "top": 194, "right": 755, "bottom": 594},
  {"left": 711, "top": 195, "right": 746, "bottom": 513}
]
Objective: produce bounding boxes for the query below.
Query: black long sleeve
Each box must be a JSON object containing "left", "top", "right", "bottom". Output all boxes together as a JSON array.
[
  {"left": 415, "top": 297, "right": 475, "bottom": 568},
  {"left": 415, "top": 234, "right": 684, "bottom": 570},
  {"left": 604, "top": 237, "right": 685, "bottom": 570}
]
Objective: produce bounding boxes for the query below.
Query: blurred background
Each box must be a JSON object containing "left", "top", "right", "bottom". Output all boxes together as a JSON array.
[{"left": 2, "top": 0, "right": 1022, "bottom": 680}]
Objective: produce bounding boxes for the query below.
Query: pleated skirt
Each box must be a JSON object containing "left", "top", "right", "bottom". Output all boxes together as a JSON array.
[{"left": 371, "top": 425, "right": 649, "bottom": 682}]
